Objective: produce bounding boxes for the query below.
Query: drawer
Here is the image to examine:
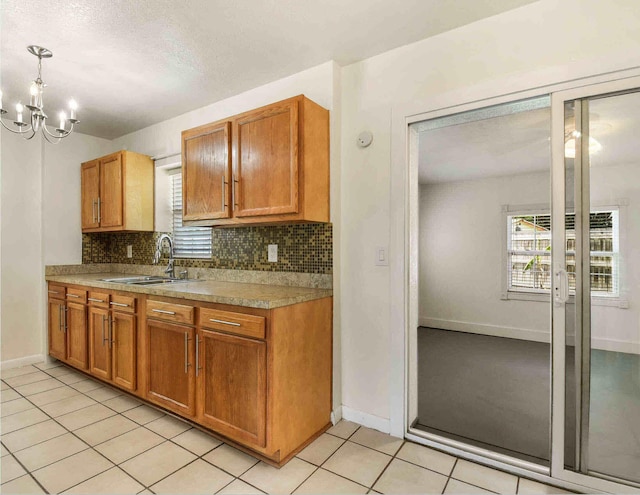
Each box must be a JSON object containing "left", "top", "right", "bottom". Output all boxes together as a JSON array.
[
  {"left": 147, "top": 299, "right": 194, "bottom": 325},
  {"left": 48, "top": 284, "right": 66, "bottom": 299},
  {"left": 109, "top": 294, "right": 136, "bottom": 313},
  {"left": 87, "top": 291, "right": 110, "bottom": 308},
  {"left": 199, "top": 307, "right": 265, "bottom": 339},
  {"left": 66, "top": 287, "right": 87, "bottom": 303}
]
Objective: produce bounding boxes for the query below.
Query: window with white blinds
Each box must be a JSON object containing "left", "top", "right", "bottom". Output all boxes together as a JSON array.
[
  {"left": 171, "top": 173, "right": 212, "bottom": 258},
  {"left": 507, "top": 209, "right": 619, "bottom": 296}
]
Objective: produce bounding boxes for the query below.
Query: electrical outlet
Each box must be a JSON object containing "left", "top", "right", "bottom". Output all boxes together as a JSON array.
[
  {"left": 127, "top": 245, "right": 133, "bottom": 258},
  {"left": 268, "top": 244, "right": 278, "bottom": 263}
]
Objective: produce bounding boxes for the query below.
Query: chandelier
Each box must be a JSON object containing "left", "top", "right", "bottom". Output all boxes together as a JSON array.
[{"left": 0, "top": 45, "right": 79, "bottom": 143}]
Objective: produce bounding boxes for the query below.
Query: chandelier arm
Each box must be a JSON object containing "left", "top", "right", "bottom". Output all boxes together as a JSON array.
[
  {"left": 0, "top": 118, "right": 34, "bottom": 135},
  {"left": 41, "top": 129, "right": 61, "bottom": 144},
  {"left": 42, "top": 122, "right": 71, "bottom": 140}
]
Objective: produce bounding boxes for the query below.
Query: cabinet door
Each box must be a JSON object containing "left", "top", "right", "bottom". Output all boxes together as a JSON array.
[
  {"left": 66, "top": 302, "right": 88, "bottom": 370},
  {"left": 48, "top": 300, "right": 67, "bottom": 361},
  {"left": 182, "top": 122, "right": 231, "bottom": 220},
  {"left": 112, "top": 312, "right": 137, "bottom": 391},
  {"left": 197, "top": 330, "right": 266, "bottom": 447},
  {"left": 88, "top": 306, "right": 111, "bottom": 380},
  {"left": 146, "top": 320, "right": 195, "bottom": 416},
  {"left": 81, "top": 160, "right": 100, "bottom": 230},
  {"left": 100, "top": 153, "right": 124, "bottom": 228},
  {"left": 233, "top": 100, "right": 299, "bottom": 217}
]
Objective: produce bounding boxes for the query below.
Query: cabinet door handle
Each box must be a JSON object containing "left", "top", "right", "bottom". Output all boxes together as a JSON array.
[
  {"left": 232, "top": 175, "right": 239, "bottom": 210},
  {"left": 151, "top": 308, "right": 175, "bottom": 315},
  {"left": 58, "top": 304, "right": 63, "bottom": 331},
  {"left": 67, "top": 293, "right": 80, "bottom": 298},
  {"left": 195, "top": 336, "right": 201, "bottom": 377},
  {"left": 97, "top": 197, "right": 101, "bottom": 223},
  {"left": 184, "top": 332, "right": 191, "bottom": 374},
  {"left": 209, "top": 318, "right": 241, "bottom": 327},
  {"left": 110, "top": 302, "right": 129, "bottom": 308},
  {"left": 92, "top": 199, "right": 97, "bottom": 223},
  {"left": 102, "top": 315, "right": 108, "bottom": 346},
  {"left": 88, "top": 298, "right": 104, "bottom": 303},
  {"left": 109, "top": 317, "right": 114, "bottom": 349},
  {"left": 221, "top": 176, "right": 228, "bottom": 211},
  {"left": 48, "top": 290, "right": 59, "bottom": 294},
  {"left": 63, "top": 305, "right": 67, "bottom": 333}
]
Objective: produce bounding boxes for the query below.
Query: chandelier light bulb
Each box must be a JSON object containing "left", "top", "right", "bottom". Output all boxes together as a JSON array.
[
  {"left": 69, "top": 99, "right": 78, "bottom": 121},
  {"left": 0, "top": 89, "right": 3, "bottom": 110},
  {"left": 29, "top": 82, "right": 38, "bottom": 106},
  {"left": 15, "top": 102, "right": 24, "bottom": 123},
  {"left": 59, "top": 111, "right": 66, "bottom": 130}
]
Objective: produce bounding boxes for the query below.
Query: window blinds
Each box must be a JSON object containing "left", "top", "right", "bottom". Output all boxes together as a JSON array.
[{"left": 171, "top": 174, "right": 212, "bottom": 258}]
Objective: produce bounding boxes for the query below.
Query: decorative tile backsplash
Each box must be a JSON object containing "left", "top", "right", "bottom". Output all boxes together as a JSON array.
[{"left": 82, "top": 223, "right": 332, "bottom": 274}]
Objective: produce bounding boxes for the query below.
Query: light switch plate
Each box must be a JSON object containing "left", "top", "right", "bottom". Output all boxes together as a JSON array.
[
  {"left": 127, "top": 245, "right": 133, "bottom": 258},
  {"left": 268, "top": 244, "right": 278, "bottom": 263},
  {"left": 375, "top": 246, "right": 388, "bottom": 266}
]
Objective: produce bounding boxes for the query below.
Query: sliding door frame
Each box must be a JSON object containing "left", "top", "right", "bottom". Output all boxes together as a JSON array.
[
  {"left": 550, "top": 75, "right": 640, "bottom": 494},
  {"left": 391, "top": 67, "right": 640, "bottom": 494}
]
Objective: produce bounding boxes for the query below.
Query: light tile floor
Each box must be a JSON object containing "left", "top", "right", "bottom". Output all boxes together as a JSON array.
[{"left": 1, "top": 362, "right": 575, "bottom": 494}]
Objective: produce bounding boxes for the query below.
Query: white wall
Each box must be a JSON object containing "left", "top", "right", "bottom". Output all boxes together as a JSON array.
[
  {"left": 1, "top": 131, "right": 111, "bottom": 367},
  {"left": 418, "top": 165, "right": 640, "bottom": 354},
  {"left": 1, "top": 132, "right": 45, "bottom": 365},
  {"left": 419, "top": 172, "right": 551, "bottom": 342},
  {"left": 43, "top": 133, "right": 113, "bottom": 265},
  {"left": 341, "top": 0, "right": 640, "bottom": 430}
]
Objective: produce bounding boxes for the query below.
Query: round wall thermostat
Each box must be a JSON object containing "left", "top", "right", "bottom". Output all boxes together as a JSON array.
[{"left": 357, "top": 131, "right": 373, "bottom": 148}]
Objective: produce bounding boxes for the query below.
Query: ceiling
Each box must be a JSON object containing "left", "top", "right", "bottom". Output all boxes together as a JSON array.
[
  {"left": 1, "top": 0, "right": 536, "bottom": 139},
  {"left": 418, "top": 91, "right": 640, "bottom": 184}
]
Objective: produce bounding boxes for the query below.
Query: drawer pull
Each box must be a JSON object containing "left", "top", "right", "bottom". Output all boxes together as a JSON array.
[
  {"left": 209, "top": 318, "right": 241, "bottom": 327},
  {"left": 110, "top": 302, "right": 129, "bottom": 307},
  {"left": 67, "top": 293, "right": 80, "bottom": 298},
  {"left": 48, "top": 290, "right": 59, "bottom": 294},
  {"left": 88, "top": 298, "right": 105, "bottom": 303},
  {"left": 152, "top": 309, "right": 176, "bottom": 315}
]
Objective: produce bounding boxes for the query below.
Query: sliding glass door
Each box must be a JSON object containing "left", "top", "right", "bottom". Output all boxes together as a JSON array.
[{"left": 552, "top": 77, "right": 640, "bottom": 491}]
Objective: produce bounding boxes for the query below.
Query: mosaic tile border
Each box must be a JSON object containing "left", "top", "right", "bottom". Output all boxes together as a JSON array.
[{"left": 82, "top": 223, "right": 332, "bottom": 275}]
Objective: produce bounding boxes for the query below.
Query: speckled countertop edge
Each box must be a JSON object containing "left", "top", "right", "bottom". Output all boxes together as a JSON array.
[{"left": 45, "top": 271, "right": 332, "bottom": 310}]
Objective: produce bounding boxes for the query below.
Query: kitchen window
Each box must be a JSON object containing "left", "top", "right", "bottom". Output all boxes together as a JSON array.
[
  {"left": 171, "top": 173, "right": 213, "bottom": 258},
  {"left": 506, "top": 209, "right": 619, "bottom": 297}
]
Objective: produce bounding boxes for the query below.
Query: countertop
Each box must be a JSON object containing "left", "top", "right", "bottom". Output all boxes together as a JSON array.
[{"left": 45, "top": 272, "right": 333, "bottom": 309}]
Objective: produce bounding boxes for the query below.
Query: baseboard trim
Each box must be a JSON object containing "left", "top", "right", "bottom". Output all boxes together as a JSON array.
[
  {"left": 1, "top": 354, "right": 45, "bottom": 370},
  {"left": 419, "top": 317, "right": 550, "bottom": 343},
  {"left": 331, "top": 406, "right": 343, "bottom": 425},
  {"left": 420, "top": 317, "right": 640, "bottom": 354},
  {"left": 341, "top": 406, "right": 391, "bottom": 435}
]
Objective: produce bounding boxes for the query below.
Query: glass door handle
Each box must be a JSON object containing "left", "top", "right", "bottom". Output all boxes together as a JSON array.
[{"left": 554, "top": 268, "right": 570, "bottom": 305}]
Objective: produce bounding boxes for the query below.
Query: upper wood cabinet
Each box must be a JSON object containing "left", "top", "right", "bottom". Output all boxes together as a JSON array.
[
  {"left": 81, "top": 150, "right": 154, "bottom": 232},
  {"left": 182, "top": 122, "right": 231, "bottom": 221},
  {"left": 181, "top": 95, "right": 329, "bottom": 226}
]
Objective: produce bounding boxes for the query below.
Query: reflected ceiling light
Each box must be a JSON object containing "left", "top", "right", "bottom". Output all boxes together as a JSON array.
[
  {"left": 0, "top": 45, "right": 80, "bottom": 143},
  {"left": 564, "top": 130, "right": 602, "bottom": 159}
]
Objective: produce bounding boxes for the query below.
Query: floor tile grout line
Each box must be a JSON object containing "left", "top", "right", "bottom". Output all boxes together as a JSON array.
[
  {"left": 1, "top": 445, "right": 51, "bottom": 494},
  {"left": 7, "top": 384, "right": 129, "bottom": 492},
  {"left": 516, "top": 476, "right": 521, "bottom": 494}
]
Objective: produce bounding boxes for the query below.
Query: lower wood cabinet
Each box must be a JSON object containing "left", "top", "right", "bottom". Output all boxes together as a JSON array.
[
  {"left": 145, "top": 319, "right": 196, "bottom": 417},
  {"left": 48, "top": 281, "right": 332, "bottom": 466},
  {"left": 197, "top": 330, "right": 267, "bottom": 447},
  {"left": 66, "top": 302, "right": 88, "bottom": 369},
  {"left": 88, "top": 302, "right": 137, "bottom": 391},
  {"left": 48, "top": 298, "right": 67, "bottom": 361}
]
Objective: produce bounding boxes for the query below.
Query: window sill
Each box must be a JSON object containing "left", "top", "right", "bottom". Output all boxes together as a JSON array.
[{"left": 502, "top": 291, "right": 627, "bottom": 308}]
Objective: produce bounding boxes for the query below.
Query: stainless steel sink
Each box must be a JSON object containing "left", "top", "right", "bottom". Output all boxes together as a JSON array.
[{"left": 100, "top": 276, "right": 199, "bottom": 285}]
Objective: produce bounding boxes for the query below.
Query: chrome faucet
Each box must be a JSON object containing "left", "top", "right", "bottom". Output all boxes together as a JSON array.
[{"left": 153, "top": 234, "right": 175, "bottom": 278}]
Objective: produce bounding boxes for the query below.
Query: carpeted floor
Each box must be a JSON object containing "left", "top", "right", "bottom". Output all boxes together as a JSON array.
[{"left": 416, "top": 327, "right": 640, "bottom": 484}]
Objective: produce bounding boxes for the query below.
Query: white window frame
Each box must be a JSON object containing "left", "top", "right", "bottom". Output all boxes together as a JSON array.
[
  {"left": 169, "top": 170, "right": 213, "bottom": 259},
  {"left": 501, "top": 202, "right": 626, "bottom": 308}
]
